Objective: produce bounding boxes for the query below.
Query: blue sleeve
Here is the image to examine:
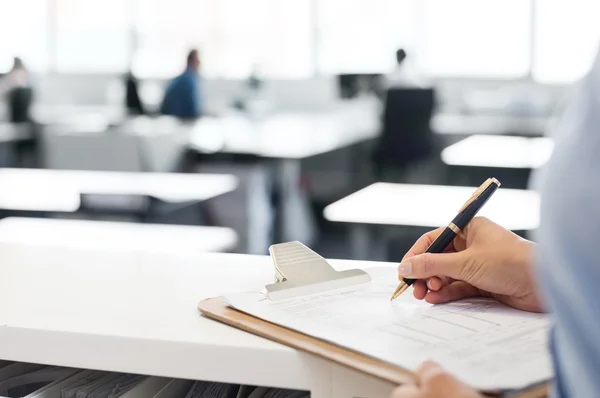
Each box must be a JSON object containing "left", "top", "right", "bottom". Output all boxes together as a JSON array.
[
  {"left": 182, "top": 75, "right": 200, "bottom": 118},
  {"left": 535, "top": 49, "right": 600, "bottom": 398}
]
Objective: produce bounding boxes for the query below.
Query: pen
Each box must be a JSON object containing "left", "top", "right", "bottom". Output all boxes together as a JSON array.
[{"left": 390, "top": 177, "right": 501, "bottom": 301}]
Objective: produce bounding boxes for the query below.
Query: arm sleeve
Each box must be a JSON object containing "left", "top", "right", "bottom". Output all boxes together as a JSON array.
[{"left": 182, "top": 75, "right": 200, "bottom": 118}]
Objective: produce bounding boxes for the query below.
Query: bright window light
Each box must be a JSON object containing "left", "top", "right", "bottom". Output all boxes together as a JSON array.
[
  {"left": 420, "top": 0, "right": 531, "bottom": 78},
  {"left": 0, "top": 0, "right": 49, "bottom": 72},
  {"left": 55, "top": 0, "right": 132, "bottom": 73},
  {"left": 533, "top": 0, "right": 600, "bottom": 84},
  {"left": 317, "top": 0, "right": 418, "bottom": 74}
]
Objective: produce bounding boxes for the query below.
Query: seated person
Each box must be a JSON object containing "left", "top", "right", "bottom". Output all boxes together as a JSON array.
[
  {"left": 385, "top": 48, "right": 429, "bottom": 89},
  {"left": 125, "top": 70, "right": 145, "bottom": 116},
  {"left": 0, "top": 57, "right": 32, "bottom": 122},
  {"left": 160, "top": 49, "right": 202, "bottom": 119}
]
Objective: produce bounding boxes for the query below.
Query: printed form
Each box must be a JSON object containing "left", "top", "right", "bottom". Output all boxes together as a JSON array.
[{"left": 226, "top": 267, "right": 551, "bottom": 392}]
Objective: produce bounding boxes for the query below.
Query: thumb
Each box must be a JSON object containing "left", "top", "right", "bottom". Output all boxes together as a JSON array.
[
  {"left": 416, "top": 360, "right": 445, "bottom": 385},
  {"left": 398, "top": 252, "right": 469, "bottom": 280}
]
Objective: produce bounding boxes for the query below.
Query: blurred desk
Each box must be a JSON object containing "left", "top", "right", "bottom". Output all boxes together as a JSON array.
[
  {"left": 441, "top": 135, "right": 554, "bottom": 189},
  {"left": 324, "top": 182, "right": 539, "bottom": 259},
  {"left": 0, "top": 123, "right": 32, "bottom": 143},
  {"left": 188, "top": 109, "right": 380, "bottom": 244},
  {"left": 32, "top": 105, "right": 125, "bottom": 127},
  {"left": 433, "top": 113, "right": 557, "bottom": 136},
  {"left": 0, "top": 217, "right": 237, "bottom": 253},
  {"left": 188, "top": 109, "right": 379, "bottom": 159},
  {"left": 0, "top": 169, "right": 237, "bottom": 213},
  {"left": 0, "top": 168, "right": 237, "bottom": 203},
  {"left": 442, "top": 135, "right": 554, "bottom": 169}
]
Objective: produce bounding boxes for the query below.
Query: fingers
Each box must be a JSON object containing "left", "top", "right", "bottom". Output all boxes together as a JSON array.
[
  {"left": 426, "top": 277, "right": 444, "bottom": 291},
  {"left": 391, "top": 385, "right": 420, "bottom": 398},
  {"left": 411, "top": 360, "right": 483, "bottom": 398},
  {"left": 413, "top": 278, "right": 445, "bottom": 300},
  {"left": 398, "top": 251, "right": 468, "bottom": 280},
  {"left": 413, "top": 280, "right": 428, "bottom": 300},
  {"left": 391, "top": 362, "right": 442, "bottom": 397},
  {"left": 424, "top": 281, "right": 480, "bottom": 304},
  {"left": 401, "top": 228, "right": 447, "bottom": 262},
  {"left": 415, "top": 360, "right": 445, "bottom": 385}
]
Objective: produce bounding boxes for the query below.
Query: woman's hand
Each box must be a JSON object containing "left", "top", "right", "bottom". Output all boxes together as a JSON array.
[
  {"left": 392, "top": 361, "right": 482, "bottom": 398},
  {"left": 398, "top": 217, "right": 544, "bottom": 312}
]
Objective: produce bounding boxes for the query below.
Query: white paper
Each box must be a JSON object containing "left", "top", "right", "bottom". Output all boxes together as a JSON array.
[{"left": 226, "top": 267, "right": 552, "bottom": 392}]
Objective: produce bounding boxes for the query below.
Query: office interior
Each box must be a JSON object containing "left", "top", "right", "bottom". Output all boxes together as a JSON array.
[{"left": 0, "top": 0, "right": 592, "bottom": 396}]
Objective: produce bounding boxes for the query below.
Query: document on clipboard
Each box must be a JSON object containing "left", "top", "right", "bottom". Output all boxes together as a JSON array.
[{"left": 223, "top": 242, "right": 552, "bottom": 394}]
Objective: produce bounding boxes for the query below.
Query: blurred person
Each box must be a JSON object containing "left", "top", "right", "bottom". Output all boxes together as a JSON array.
[
  {"left": 124, "top": 69, "right": 145, "bottom": 115},
  {"left": 160, "top": 49, "right": 202, "bottom": 119},
  {"left": 0, "top": 57, "right": 29, "bottom": 95},
  {"left": 391, "top": 49, "right": 600, "bottom": 397},
  {"left": 0, "top": 57, "right": 33, "bottom": 122},
  {"left": 385, "top": 48, "right": 427, "bottom": 88}
]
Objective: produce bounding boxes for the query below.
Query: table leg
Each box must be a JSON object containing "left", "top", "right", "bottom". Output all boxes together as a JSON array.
[
  {"left": 350, "top": 224, "right": 371, "bottom": 260},
  {"left": 275, "top": 159, "right": 317, "bottom": 245}
]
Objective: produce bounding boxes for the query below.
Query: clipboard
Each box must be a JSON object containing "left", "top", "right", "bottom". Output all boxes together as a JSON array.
[{"left": 198, "top": 242, "right": 550, "bottom": 398}]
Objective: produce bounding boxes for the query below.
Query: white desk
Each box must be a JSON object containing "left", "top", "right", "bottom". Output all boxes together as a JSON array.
[
  {"left": 0, "top": 218, "right": 238, "bottom": 253},
  {"left": 433, "top": 113, "right": 556, "bottom": 136},
  {"left": 0, "top": 169, "right": 238, "bottom": 212},
  {"left": 189, "top": 109, "right": 379, "bottom": 160},
  {"left": 190, "top": 107, "right": 379, "bottom": 245},
  {"left": 441, "top": 135, "right": 554, "bottom": 169},
  {"left": 32, "top": 105, "right": 125, "bottom": 127},
  {"left": 0, "top": 123, "right": 32, "bottom": 144},
  {"left": 324, "top": 182, "right": 540, "bottom": 259},
  {"left": 0, "top": 244, "right": 397, "bottom": 398}
]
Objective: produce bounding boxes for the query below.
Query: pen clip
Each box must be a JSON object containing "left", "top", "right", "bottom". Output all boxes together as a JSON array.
[{"left": 458, "top": 178, "right": 500, "bottom": 213}]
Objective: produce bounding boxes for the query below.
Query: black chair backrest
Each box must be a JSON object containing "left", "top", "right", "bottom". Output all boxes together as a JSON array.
[
  {"left": 8, "top": 86, "right": 33, "bottom": 123},
  {"left": 125, "top": 74, "right": 145, "bottom": 115},
  {"left": 375, "top": 87, "right": 436, "bottom": 168}
]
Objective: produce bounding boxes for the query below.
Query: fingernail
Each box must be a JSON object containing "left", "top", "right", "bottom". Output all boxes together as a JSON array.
[
  {"left": 398, "top": 260, "right": 412, "bottom": 276},
  {"left": 426, "top": 279, "right": 433, "bottom": 290}
]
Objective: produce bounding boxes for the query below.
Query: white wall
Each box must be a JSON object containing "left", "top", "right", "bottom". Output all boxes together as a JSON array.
[
  {"left": 30, "top": 73, "right": 572, "bottom": 116},
  {"left": 32, "top": 73, "right": 341, "bottom": 113}
]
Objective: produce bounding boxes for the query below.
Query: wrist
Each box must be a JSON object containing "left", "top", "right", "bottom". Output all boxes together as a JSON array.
[{"left": 517, "top": 239, "right": 546, "bottom": 312}]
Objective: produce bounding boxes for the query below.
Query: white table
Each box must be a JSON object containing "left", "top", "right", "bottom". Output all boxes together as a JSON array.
[
  {"left": 188, "top": 108, "right": 379, "bottom": 159},
  {"left": 441, "top": 135, "right": 554, "bottom": 169},
  {"left": 0, "top": 123, "right": 32, "bottom": 144},
  {"left": 0, "top": 244, "right": 398, "bottom": 398},
  {"left": 32, "top": 104, "right": 125, "bottom": 127},
  {"left": 0, "top": 217, "right": 238, "bottom": 253},
  {"left": 0, "top": 168, "right": 238, "bottom": 212},
  {"left": 189, "top": 106, "right": 380, "bottom": 245},
  {"left": 324, "top": 182, "right": 540, "bottom": 259},
  {"left": 433, "top": 113, "right": 557, "bottom": 136}
]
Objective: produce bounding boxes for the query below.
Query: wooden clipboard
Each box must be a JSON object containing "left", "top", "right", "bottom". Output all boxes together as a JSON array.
[{"left": 198, "top": 296, "right": 549, "bottom": 398}]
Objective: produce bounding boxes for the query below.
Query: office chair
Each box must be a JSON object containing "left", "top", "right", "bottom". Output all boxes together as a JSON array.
[
  {"left": 8, "top": 87, "right": 33, "bottom": 123},
  {"left": 372, "top": 87, "right": 436, "bottom": 181},
  {"left": 7, "top": 87, "right": 39, "bottom": 167}
]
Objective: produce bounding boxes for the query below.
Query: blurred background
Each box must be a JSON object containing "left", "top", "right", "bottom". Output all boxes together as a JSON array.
[{"left": 0, "top": 0, "right": 596, "bottom": 261}]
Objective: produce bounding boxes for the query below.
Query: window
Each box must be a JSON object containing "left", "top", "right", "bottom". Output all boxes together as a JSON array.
[
  {"left": 420, "top": 0, "right": 531, "bottom": 78},
  {"left": 316, "top": 0, "right": 416, "bottom": 74},
  {"left": 214, "top": 0, "right": 313, "bottom": 79},
  {"left": 0, "top": 0, "right": 49, "bottom": 72},
  {"left": 533, "top": 0, "right": 600, "bottom": 84},
  {"left": 55, "top": 0, "right": 132, "bottom": 72},
  {"left": 253, "top": 0, "right": 314, "bottom": 79},
  {"left": 132, "top": 0, "right": 218, "bottom": 79}
]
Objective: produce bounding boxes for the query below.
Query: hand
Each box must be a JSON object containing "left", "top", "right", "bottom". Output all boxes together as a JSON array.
[
  {"left": 398, "top": 217, "right": 544, "bottom": 312},
  {"left": 392, "top": 361, "right": 482, "bottom": 398}
]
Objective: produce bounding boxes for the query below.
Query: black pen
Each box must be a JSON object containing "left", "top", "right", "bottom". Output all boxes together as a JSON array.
[{"left": 390, "top": 178, "right": 501, "bottom": 300}]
